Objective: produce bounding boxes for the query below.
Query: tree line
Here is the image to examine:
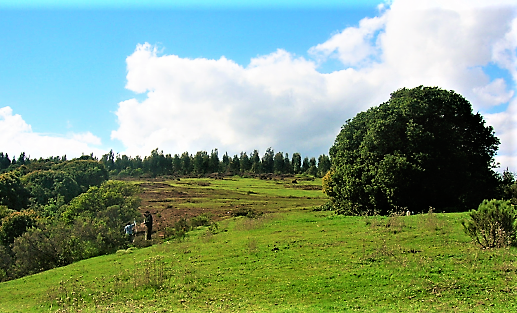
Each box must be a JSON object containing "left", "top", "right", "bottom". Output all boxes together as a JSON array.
[
  {"left": 1, "top": 148, "right": 332, "bottom": 179},
  {"left": 99, "top": 148, "right": 331, "bottom": 178}
]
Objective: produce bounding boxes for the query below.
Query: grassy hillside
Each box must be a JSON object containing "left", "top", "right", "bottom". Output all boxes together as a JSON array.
[{"left": 1, "top": 177, "right": 517, "bottom": 312}]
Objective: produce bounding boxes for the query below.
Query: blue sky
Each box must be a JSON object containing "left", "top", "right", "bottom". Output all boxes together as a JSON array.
[{"left": 0, "top": 0, "right": 516, "bottom": 172}]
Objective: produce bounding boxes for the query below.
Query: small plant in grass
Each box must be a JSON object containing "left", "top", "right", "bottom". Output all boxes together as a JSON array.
[
  {"left": 134, "top": 256, "right": 171, "bottom": 290},
  {"left": 385, "top": 210, "right": 406, "bottom": 234},
  {"left": 231, "top": 207, "right": 262, "bottom": 218},
  {"left": 190, "top": 213, "right": 211, "bottom": 227},
  {"left": 462, "top": 199, "right": 516, "bottom": 248},
  {"left": 312, "top": 201, "right": 334, "bottom": 211},
  {"left": 133, "top": 234, "right": 153, "bottom": 248},
  {"left": 420, "top": 207, "right": 444, "bottom": 232},
  {"left": 247, "top": 237, "right": 259, "bottom": 255},
  {"left": 163, "top": 217, "right": 191, "bottom": 241},
  {"left": 191, "top": 213, "right": 219, "bottom": 234}
]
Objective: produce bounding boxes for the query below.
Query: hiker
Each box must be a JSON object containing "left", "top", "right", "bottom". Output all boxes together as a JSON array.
[
  {"left": 144, "top": 211, "right": 153, "bottom": 240},
  {"left": 124, "top": 221, "right": 136, "bottom": 242}
]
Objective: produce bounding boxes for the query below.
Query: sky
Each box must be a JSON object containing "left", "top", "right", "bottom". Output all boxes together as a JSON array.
[{"left": 0, "top": 0, "right": 516, "bottom": 173}]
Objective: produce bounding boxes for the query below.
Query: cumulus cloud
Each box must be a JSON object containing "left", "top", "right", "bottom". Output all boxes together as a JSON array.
[
  {"left": 309, "top": 15, "right": 386, "bottom": 66},
  {"left": 113, "top": 0, "right": 517, "bottom": 172},
  {"left": 71, "top": 131, "right": 103, "bottom": 146},
  {"left": 486, "top": 98, "right": 517, "bottom": 171},
  {"left": 0, "top": 106, "right": 105, "bottom": 159},
  {"left": 112, "top": 45, "right": 338, "bottom": 157}
]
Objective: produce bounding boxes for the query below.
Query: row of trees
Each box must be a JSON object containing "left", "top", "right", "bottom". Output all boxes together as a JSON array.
[
  {"left": 0, "top": 152, "right": 66, "bottom": 172},
  {"left": 100, "top": 148, "right": 331, "bottom": 178},
  {"left": 1, "top": 149, "right": 332, "bottom": 179}
]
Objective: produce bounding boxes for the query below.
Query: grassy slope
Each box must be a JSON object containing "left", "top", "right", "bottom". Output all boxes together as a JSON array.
[{"left": 1, "top": 177, "right": 517, "bottom": 312}]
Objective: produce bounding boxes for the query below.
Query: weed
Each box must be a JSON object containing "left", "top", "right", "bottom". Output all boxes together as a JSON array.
[
  {"left": 190, "top": 213, "right": 212, "bottom": 227},
  {"left": 419, "top": 207, "right": 442, "bottom": 231},
  {"left": 364, "top": 216, "right": 383, "bottom": 228},
  {"left": 235, "top": 214, "right": 273, "bottom": 231},
  {"left": 134, "top": 256, "right": 171, "bottom": 290},
  {"left": 202, "top": 229, "right": 214, "bottom": 242},
  {"left": 385, "top": 213, "right": 405, "bottom": 234},
  {"left": 163, "top": 214, "right": 219, "bottom": 242},
  {"left": 132, "top": 234, "right": 153, "bottom": 248},
  {"left": 247, "top": 237, "right": 259, "bottom": 255}
]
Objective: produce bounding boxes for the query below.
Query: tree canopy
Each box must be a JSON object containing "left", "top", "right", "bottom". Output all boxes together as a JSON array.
[{"left": 326, "top": 86, "right": 501, "bottom": 215}]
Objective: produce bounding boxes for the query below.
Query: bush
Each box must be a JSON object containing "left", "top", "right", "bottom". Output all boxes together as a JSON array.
[
  {"left": 462, "top": 199, "right": 516, "bottom": 248},
  {"left": 312, "top": 202, "right": 334, "bottom": 211},
  {"left": 231, "top": 208, "right": 262, "bottom": 218},
  {"left": 9, "top": 217, "right": 129, "bottom": 278},
  {"left": 0, "top": 245, "right": 13, "bottom": 281},
  {"left": 500, "top": 170, "right": 517, "bottom": 205},
  {"left": 190, "top": 214, "right": 212, "bottom": 228},
  {"left": 163, "top": 217, "right": 190, "bottom": 241},
  {"left": 0, "top": 210, "right": 38, "bottom": 246},
  {"left": 61, "top": 180, "right": 140, "bottom": 223}
]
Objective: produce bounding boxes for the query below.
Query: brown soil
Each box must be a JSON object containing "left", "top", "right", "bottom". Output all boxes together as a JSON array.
[
  {"left": 139, "top": 186, "right": 205, "bottom": 231},
  {"left": 126, "top": 175, "right": 323, "bottom": 239}
]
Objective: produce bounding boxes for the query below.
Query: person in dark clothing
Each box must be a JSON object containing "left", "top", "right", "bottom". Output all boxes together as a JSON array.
[{"left": 144, "top": 211, "right": 153, "bottom": 240}]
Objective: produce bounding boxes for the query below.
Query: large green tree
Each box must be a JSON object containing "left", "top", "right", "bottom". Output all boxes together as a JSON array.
[
  {"left": 22, "top": 170, "right": 80, "bottom": 205},
  {"left": 0, "top": 172, "right": 29, "bottom": 211},
  {"left": 327, "top": 86, "right": 500, "bottom": 215},
  {"left": 61, "top": 180, "right": 141, "bottom": 227},
  {"left": 52, "top": 159, "right": 108, "bottom": 192}
]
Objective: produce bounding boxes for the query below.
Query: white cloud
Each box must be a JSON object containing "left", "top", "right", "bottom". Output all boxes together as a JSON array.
[
  {"left": 0, "top": 106, "right": 105, "bottom": 159},
  {"left": 486, "top": 98, "right": 517, "bottom": 171},
  {"left": 492, "top": 15, "right": 517, "bottom": 82},
  {"left": 113, "top": 0, "right": 517, "bottom": 172},
  {"left": 308, "top": 15, "right": 386, "bottom": 66},
  {"left": 71, "top": 131, "right": 102, "bottom": 146},
  {"left": 113, "top": 44, "right": 337, "bottom": 157},
  {"left": 473, "top": 78, "right": 514, "bottom": 108}
]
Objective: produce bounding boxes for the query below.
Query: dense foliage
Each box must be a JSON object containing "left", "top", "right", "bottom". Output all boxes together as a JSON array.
[
  {"left": 326, "top": 86, "right": 501, "bottom": 215},
  {"left": 0, "top": 157, "right": 140, "bottom": 281},
  {"left": 462, "top": 199, "right": 516, "bottom": 248},
  {"left": 501, "top": 170, "right": 517, "bottom": 205}
]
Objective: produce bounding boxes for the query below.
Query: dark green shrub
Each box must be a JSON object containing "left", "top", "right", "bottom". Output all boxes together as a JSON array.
[
  {"left": 190, "top": 214, "right": 211, "bottom": 227},
  {"left": 500, "top": 170, "right": 517, "bottom": 205},
  {"left": 462, "top": 199, "right": 516, "bottom": 248},
  {"left": 0, "top": 245, "right": 13, "bottom": 281},
  {"left": 22, "top": 170, "right": 81, "bottom": 205},
  {"left": 164, "top": 217, "right": 190, "bottom": 241},
  {"left": 12, "top": 228, "right": 61, "bottom": 276},
  {"left": 0, "top": 172, "right": 29, "bottom": 211},
  {"left": 231, "top": 207, "right": 262, "bottom": 218},
  {"left": 312, "top": 202, "right": 334, "bottom": 211},
  {"left": 133, "top": 235, "right": 153, "bottom": 248},
  {"left": 0, "top": 210, "right": 38, "bottom": 246}
]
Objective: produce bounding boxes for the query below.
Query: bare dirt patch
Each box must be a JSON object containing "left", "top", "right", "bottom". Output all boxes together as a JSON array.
[
  {"left": 134, "top": 180, "right": 231, "bottom": 237},
  {"left": 123, "top": 176, "right": 326, "bottom": 239}
]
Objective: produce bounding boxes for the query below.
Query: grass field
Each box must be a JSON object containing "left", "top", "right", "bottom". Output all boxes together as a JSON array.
[{"left": 1, "top": 177, "right": 517, "bottom": 312}]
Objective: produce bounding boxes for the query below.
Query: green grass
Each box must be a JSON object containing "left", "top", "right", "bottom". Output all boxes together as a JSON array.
[{"left": 2, "top": 178, "right": 517, "bottom": 312}]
